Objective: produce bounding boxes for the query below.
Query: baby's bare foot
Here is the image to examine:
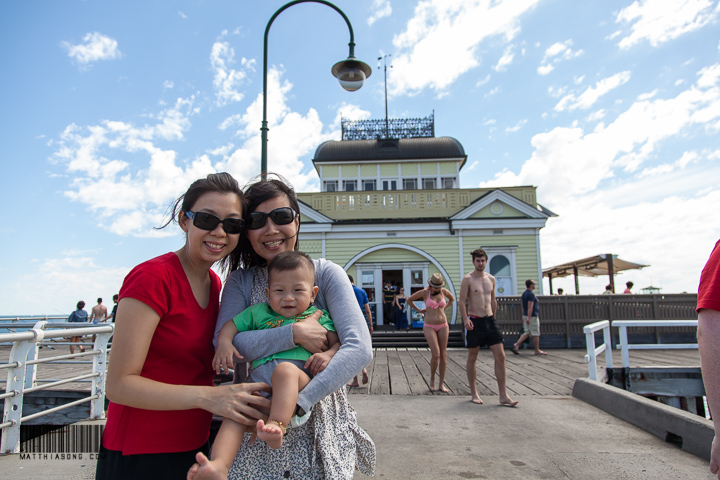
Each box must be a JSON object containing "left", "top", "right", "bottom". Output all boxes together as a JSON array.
[
  {"left": 187, "top": 451, "right": 228, "bottom": 480},
  {"left": 257, "top": 419, "right": 284, "bottom": 449}
]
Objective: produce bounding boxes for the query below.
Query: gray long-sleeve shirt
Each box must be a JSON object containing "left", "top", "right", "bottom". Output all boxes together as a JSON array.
[{"left": 215, "top": 258, "right": 373, "bottom": 413}]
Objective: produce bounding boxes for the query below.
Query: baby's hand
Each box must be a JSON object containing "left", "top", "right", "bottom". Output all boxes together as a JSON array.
[
  {"left": 213, "top": 343, "right": 242, "bottom": 375},
  {"left": 305, "top": 351, "right": 334, "bottom": 376}
]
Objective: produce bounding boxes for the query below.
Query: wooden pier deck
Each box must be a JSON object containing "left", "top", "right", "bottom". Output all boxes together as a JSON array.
[
  {"left": 349, "top": 346, "right": 701, "bottom": 398},
  {"left": 1, "top": 344, "right": 701, "bottom": 397}
]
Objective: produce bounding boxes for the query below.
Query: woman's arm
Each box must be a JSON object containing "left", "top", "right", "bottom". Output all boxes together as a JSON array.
[
  {"left": 296, "top": 260, "right": 373, "bottom": 411},
  {"left": 407, "top": 289, "right": 427, "bottom": 313},
  {"left": 443, "top": 288, "right": 456, "bottom": 308},
  {"left": 106, "top": 298, "right": 271, "bottom": 426}
]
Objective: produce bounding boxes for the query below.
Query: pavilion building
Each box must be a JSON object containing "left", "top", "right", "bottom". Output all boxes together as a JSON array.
[{"left": 295, "top": 114, "right": 555, "bottom": 326}]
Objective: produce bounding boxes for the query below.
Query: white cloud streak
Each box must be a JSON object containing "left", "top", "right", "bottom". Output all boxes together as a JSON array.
[
  {"left": 62, "top": 32, "right": 121, "bottom": 68},
  {"left": 368, "top": 0, "right": 392, "bottom": 26},
  {"left": 616, "top": 0, "right": 719, "bottom": 49},
  {"left": 210, "top": 41, "right": 256, "bottom": 107},
  {"left": 389, "top": 0, "right": 540, "bottom": 95},
  {"left": 554, "top": 71, "right": 631, "bottom": 111}
]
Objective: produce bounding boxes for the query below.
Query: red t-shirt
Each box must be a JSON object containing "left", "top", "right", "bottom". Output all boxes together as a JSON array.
[
  {"left": 102, "top": 252, "right": 220, "bottom": 455},
  {"left": 698, "top": 239, "right": 720, "bottom": 313}
]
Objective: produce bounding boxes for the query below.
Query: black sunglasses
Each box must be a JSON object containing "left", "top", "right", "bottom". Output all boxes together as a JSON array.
[
  {"left": 185, "top": 211, "right": 245, "bottom": 234},
  {"left": 247, "top": 207, "right": 297, "bottom": 230}
]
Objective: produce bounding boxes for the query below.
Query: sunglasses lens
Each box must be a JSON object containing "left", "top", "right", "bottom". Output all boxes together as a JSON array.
[
  {"left": 193, "top": 212, "right": 220, "bottom": 230},
  {"left": 248, "top": 208, "right": 296, "bottom": 229},
  {"left": 270, "top": 207, "right": 295, "bottom": 225},
  {"left": 222, "top": 218, "right": 244, "bottom": 234},
  {"left": 191, "top": 212, "right": 244, "bottom": 233}
]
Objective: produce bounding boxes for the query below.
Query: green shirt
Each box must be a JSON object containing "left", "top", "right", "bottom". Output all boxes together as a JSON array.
[{"left": 232, "top": 303, "right": 335, "bottom": 370}]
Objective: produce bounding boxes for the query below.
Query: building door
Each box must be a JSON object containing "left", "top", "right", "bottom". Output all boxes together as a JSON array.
[
  {"left": 490, "top": 255, "right": 513, "bottom": 296},
  {"left": 381, "top": 270, "right": 402, "bottom": 326}
]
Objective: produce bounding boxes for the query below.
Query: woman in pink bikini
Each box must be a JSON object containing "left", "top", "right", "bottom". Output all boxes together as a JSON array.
[{"left": 407, "top": 273, "right": 455, "bottom": 392}]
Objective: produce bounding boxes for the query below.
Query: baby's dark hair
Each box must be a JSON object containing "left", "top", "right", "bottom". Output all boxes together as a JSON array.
[{"left": 268, "top": 251, "right": 315, "bottom": 284}]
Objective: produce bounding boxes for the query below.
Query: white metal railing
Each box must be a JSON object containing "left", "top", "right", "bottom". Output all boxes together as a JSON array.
[
  {"left": 583, "top": 320, "right": 612, "bottom": 381},
  {"left": 583, "top": 319, "right": 699, "bottom": 380},
  {"left": 613, "top": 319, "right": 698, "bottom": 369},
  {"left": 0, "top": 321, "right": 113, "bottom": 454}
]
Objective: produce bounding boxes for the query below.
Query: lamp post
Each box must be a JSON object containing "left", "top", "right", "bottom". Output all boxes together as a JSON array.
[{"left": 261, "top": 0, "right": 372, "bottom": 180}]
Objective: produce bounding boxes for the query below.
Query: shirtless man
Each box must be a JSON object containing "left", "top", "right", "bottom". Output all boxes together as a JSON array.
[
  {"left": 458, "top": 248, "right": 518, "bottom": 407},
  {"left": 90, "top": 298, "right": 108, "bottom": 324},
  {"left": 90, "top": 298, "right": 108, "bottom": 343}
]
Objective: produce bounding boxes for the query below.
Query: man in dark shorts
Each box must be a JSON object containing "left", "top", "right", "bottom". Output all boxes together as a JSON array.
[{"left": 458, "top": 248, "right": 518, "bottom": 406}]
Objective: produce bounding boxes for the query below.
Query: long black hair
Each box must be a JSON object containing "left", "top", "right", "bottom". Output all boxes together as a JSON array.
[{"left": 229, "top": 174, "right": 300, "bottom": 271}]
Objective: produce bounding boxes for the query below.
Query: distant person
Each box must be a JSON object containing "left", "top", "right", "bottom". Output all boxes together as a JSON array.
[
  {"left": 107, "top": 294, "right": 119, "bottom": 322},
  {"left": 383, "top": 280, "right": 396, "bottom": 324},
  {"left": 68, "top": 300, "right": 88, "bottom": 355},
  {"left": 557, "top": 288, "right": 564, "bottom": 295},
  {"left": 623, "top": 281, "right": 634, "bottom": 294},
  {"left": 348, "top": 274, "right": 373, "bottom": 387},
  {"left": 511, "top": 280, "right": 547, "bottom": 356},
  {"left": 394, "top": 287, "right": 409, "bottom": 330},
  {"left": 697, "top": 239, "right": 720, "bottom": 479},
  {"left": 408, "top": 274, "right": 455, "bottom": 393},
  {"left": 90, "top": 298, "right": 108, "bottom": 324},
  {"left": 602, "top": 284, "right": 614, "bottom": 294},
  {"left": 458, "top": 249, "right": 518, "bottom": 406}
]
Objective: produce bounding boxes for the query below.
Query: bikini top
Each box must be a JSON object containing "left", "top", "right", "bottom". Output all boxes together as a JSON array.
[{"left": 425, "top": 294, "right": 447, "bottom": 309}]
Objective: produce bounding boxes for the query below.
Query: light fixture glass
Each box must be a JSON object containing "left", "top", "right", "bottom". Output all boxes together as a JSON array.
[{"left": 332, "top": 59, "right": 372, "bottom": 92}]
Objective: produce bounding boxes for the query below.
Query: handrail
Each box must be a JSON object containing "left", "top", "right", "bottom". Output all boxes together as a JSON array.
[
  {"left": 0, "top": 321, "right": 113, "bottom": 454},
  {"left": 613, "top": 319, "right": 698, "bottom": 369},
  {"left": 583, "top": 320, "right": 612, "bottom": 381}
]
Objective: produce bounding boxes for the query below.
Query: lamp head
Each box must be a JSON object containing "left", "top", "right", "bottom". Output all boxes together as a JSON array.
[{"left": 332, "top": 58, "right": 372, "bottom": 92}]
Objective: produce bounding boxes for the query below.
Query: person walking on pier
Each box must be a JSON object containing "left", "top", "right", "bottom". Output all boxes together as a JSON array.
[
  {"left": 697, "top": 239, "right": 720, "bottom": 479},
  {"left": 459, "top": 248, "right": 518, "bottom": 406},
  {"left": 348, "top": 274, "right": 372, "bottom": 387},
  {"left": 96, "top": 173, "right": 271, "bottom": 480},
  {"left": 511, "top": 279, "right": 547, "bottom": 356},
  {"left": 68, "top": 300, "right": 88, "bottom": 355},
  {"left": 408, "top": 274, "right": 455, "bottom": 393},
  {"left": 90, "top": 298, "right": 108, "bottom": 324}
]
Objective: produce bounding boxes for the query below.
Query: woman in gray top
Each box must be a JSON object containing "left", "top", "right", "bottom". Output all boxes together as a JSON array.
[{"left": 207, "top": 177, "right": 375, "bottom": 480}]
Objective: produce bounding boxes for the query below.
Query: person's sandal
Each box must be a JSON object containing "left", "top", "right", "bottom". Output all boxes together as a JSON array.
[{"left": 267, "top": 419, "right": 287, "bottom": 436}]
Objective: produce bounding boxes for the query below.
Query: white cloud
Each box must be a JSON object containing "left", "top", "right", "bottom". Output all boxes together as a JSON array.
[
  {"left": 481, "top": 62, "right": 720, "bottom": 204},
  {"left": 476, "top": 74, "right": 491, "bottom": 87},
  {"left": 163, "top": 80, "right": 174, "bottom": 89},
  {"left": 494, "top": 45, "right": 515, "bottom": 71},
  {"left": 537, "top": 39, "right": 583, "bottom": 75},
  {"left": 506, "top": 119, "right": 527, "bottom": 132},
  {"left": 368, "top": 0, "right": 392, "bottom": 26},
  {"left": 62, "top": 32, "right": 121, "bottom": 68},
  {"left": 389, "top": 0, "right": 540, "bottom": 95},
  {"left": 554, "top": 71, "right": 631, "bottom": 111},
  {"left": 178, "top": 11, "right": 188, "bottom": 19},
  {"left": 637, "top": 89, "right": 658, "bottom": 100},
  {"left": 210, "top": 41, "right": 256, "bottom": 107},
  {"left": 616, "top": 0, "right": 718, "bottom": 49}
]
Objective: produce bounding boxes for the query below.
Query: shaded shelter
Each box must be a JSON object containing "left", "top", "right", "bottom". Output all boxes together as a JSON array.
[{"left": 543, "top": 254, "right": 649, "bottom": 294}]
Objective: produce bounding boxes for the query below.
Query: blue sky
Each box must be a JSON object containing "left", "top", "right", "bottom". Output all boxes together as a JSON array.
[{"left": 2, "top": 0, "right": 719, "bottom": 315}]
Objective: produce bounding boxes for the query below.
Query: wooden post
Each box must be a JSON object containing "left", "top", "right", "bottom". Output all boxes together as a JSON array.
[
  {"left": 607, "top": 253, "right": 615, "bottom": 293},
  {"left": 573, "top": 265, "right": 580, "bottom": 294},
  {"left": 564, "top": 295, "right": 571, "bottom": 348}
]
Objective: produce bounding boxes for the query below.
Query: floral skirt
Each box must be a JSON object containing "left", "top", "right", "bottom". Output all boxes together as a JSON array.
[{"left": 227, "top": 387, "right": 375, "bottom": 479}]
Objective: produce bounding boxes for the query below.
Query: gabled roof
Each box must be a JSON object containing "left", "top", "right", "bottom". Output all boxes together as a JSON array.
[
  {"left": 450, "top": 189, "right": 554, "bottom": 221},
  {"left": 313, "top": 137, "right": 466, "bottom": 164}
]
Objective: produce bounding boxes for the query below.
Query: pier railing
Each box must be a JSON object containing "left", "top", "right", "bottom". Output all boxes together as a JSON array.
[
  {"left": 0, "top": 321, "right": 113, "bottom": 454},
  {"left": 496, "top": 293, "right": 697, "bottom": 347},
  {"left": 583, "top": 319, "right": 699, "bottom": 380}
]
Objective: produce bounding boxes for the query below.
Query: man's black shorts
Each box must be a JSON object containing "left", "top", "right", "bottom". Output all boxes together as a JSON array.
[{"left": 465, "top": 315, "right": 504, "bottom": 348}]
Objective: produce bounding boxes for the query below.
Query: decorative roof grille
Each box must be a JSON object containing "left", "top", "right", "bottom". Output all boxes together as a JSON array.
[{"left": 341, "top": 112, "right": 434, "bottom": 140}]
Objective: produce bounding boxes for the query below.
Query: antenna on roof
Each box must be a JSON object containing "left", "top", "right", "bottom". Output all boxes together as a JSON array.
[{"left": 378, "top": 54, "right": 392, "bottom": 138}]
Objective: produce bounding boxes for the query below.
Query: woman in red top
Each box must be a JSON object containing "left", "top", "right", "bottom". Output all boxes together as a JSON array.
[{"left": 96, "top": 173, "right": 271, "bottom": 480}]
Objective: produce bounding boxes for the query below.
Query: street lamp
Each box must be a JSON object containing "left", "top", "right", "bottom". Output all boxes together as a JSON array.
[{"left": 260, "top": 0, "right": 372, "bottom": 179}]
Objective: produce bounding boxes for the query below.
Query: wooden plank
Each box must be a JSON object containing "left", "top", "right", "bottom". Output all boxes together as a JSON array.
[
  {"left": 387, "top": 349, "right": 411, "bottom": 395},
  {"left": 369, "top": 349, "right": 389, "bottom": 395},
  {"left": 397, "top": 349, "right": 428, "bottom": 395}
]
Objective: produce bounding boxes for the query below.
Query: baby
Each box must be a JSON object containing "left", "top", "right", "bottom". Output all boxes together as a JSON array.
[{"left": 189, "top": 251, "right": 339, "bottom": 479}]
